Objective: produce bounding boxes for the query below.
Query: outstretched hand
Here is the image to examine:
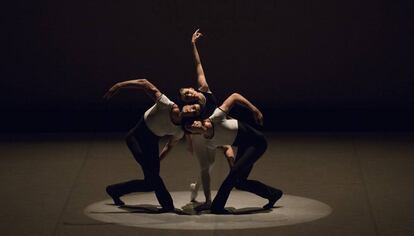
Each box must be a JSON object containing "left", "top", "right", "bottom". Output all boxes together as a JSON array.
[
  {"left": 253, "top": 109, "right": 264, "bottom": 126},
  {"left": 191, "top": 29, "right": 203, "bottom": 43},
  {"left": 103, "top": 83, "right": 120, "bottom": 100}
]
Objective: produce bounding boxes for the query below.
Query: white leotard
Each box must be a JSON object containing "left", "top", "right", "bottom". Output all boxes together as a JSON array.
[
  {"left": 207, "top": 108, "right": 238, "bottom": 148},
  {"left": 192, "top": 135, "right": 216, "bottom": 170},
  {"left": 144, "top": 94, "right": 184, "bottom": 139},
  {"left": 190, "top": 134, "right": 217, "bottom": 202}
]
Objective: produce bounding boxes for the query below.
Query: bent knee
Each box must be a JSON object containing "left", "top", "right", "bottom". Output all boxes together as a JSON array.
[
  {"left": 234, "top": 181, "right": 247, "bottom": 190},
  {"left": 275, "top": 188, "right": 283, "bottom": 197},
  {"left": 125, "top": 132, "right": 134, "bottom": 145},
  {"left": 253, "top": 137, "right": 267, "bottom": 154}
]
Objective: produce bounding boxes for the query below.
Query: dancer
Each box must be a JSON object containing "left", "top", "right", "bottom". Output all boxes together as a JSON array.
[
  {"left": 180, "top": 29, "right": 234, "bottom": 208},
  {"left": 189, "top": 136, "right": 234, "bottom": 210},
  {"left": 179, "top": 29, "right": 217, "bottom": 119},
  {"left": 103, "top": 78, "right": 184, "bottom": 213},
  {"left": 184, "top": 93, "right": 283, "bottom": 214}
]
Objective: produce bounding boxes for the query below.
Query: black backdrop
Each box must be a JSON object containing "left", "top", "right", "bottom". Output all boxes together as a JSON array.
[{"left": 2, "top": 0, "right": 413, "bottom": 132}]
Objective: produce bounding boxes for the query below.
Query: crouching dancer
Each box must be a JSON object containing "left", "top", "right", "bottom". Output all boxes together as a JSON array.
[
  {"left": 184, "top": 93, "right": 283, "bottom": 214},
  {"left": 104, "top": 79, "right": 184, "bottom": 213}
]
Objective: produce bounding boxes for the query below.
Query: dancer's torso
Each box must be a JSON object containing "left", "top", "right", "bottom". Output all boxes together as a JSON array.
[
  {"left": 207, "top": 108, "right": 266, "bottom": 148},
  {"left": 143, "top": 94, "right": 183, "bottom": 139},
  {"left": 198, "top": 90, "right": 218, "bottom": 119},
  {"left": 207, "top": 108, "right": 239, "bottom": 148}
]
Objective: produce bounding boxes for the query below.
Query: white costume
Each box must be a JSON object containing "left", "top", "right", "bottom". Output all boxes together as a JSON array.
[
  {"left": 190, "top": 135, "right": 216, "bottom": 202},
  {"left": 144, "top": 94, "right": 183, "bottom": 138},
  {"left": 190, "top": 108, "right": 237, "bottom": 202}
]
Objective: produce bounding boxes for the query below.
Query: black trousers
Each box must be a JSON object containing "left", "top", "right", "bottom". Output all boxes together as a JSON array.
[
  {"left": 211, "top": 122, "right": 281, "bottom": 210},
  {"left": 107, "top": 118, "right": 174, "bottom": 209}
]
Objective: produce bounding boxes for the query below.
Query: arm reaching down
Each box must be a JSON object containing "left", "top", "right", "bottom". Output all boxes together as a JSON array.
[
  {"left": 223, "top": 145, "right": 234, "bottom": 169},
  {"left": 104, "top": 79, "right": 162, "bottom": 102},
  {"left": 218, "top": 145, "right": 235, "bottom": 168},
  {"left": 219, "top": 93, "right": 264, "bottom": 125}
]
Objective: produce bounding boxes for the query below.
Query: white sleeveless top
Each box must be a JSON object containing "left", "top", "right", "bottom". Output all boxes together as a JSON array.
[
  {"left": 144, "top": 94, "right": 184, "bottom": 139},
  {"left": 207, "top": 108, "right": 239, "bottom": 148}
]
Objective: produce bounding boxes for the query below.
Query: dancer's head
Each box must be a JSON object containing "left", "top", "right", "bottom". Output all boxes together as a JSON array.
[
  {"left": 183, "top": 119, "right": 211, "bottom": 134},
  {"left": 179, "top": 87, "right": 200, "bottom": 103},
  {"left": 181, "top": 104, "right": 202, "bottom": 117}
]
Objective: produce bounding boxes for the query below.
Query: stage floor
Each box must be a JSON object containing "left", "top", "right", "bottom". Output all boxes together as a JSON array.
[{"left": 1, "top": 132, "right": 413, "bottom": 235}]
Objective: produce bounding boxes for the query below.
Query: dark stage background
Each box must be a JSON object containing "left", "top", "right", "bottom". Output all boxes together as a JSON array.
[{"left": 2, "top": 0, "right": 413, "bottom": 132}]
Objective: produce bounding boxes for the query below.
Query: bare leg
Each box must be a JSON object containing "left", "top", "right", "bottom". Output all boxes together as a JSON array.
[
  {"left": 191, "top": 135, "right": 214, "bottom": 202},
  {"left": 192, "top": 135, "right": 216, "bottom": 210}
]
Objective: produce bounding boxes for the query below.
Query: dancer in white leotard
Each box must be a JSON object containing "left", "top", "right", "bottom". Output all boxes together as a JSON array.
[{"left": 179, "top": 29, "right": 235, "bottom": 209}]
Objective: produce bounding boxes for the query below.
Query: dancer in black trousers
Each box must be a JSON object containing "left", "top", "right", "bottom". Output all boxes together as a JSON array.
[
  {"left": 184, "top": 93, "right": 283, "bottom": 214},
  {"left": 103, "top": 79, "right": 185, "bottom": 212}
]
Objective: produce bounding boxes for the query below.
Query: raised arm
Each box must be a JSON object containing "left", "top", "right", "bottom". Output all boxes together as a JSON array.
[
  {"left": 191, "top": 29, "right": 209, "bottom": 92},
  {"left": 219, "top": 93, "right": 264, "bottom": 125},
  {"left": 104, "top": 79, "right": 162, "bottom": 102}
]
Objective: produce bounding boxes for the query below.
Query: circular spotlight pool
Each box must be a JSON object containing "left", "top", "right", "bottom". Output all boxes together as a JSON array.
[{"left": 85, "top": 191, "right": 332, "bottom": 230}]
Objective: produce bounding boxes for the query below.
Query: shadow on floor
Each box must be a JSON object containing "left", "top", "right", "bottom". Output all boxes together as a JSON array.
[{"left": 91, "top": 203, "right": 279, "bottom": 215}]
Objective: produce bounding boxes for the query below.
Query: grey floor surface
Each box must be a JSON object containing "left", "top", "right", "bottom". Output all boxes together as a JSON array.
[{"left": 0, "top": 132, "right": 413, "bottom": 235}]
